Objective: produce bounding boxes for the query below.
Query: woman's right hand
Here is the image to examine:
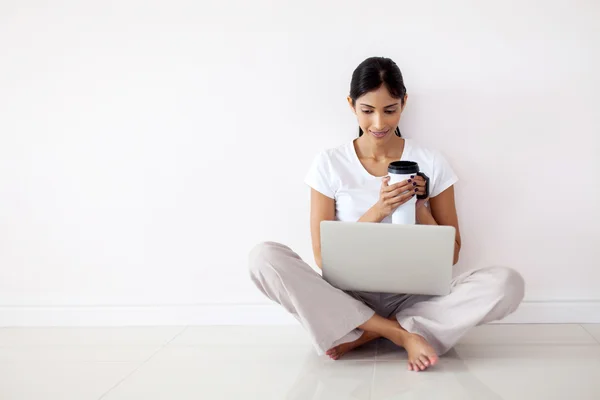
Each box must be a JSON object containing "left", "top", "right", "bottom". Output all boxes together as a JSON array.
[{"left": 374, "top": 176, "right": 417, "bottom": 220}]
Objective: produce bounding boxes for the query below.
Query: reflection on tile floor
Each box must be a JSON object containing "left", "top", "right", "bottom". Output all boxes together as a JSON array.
[{"left": 0, "top": 325, "right": 599, "bottom": 399}]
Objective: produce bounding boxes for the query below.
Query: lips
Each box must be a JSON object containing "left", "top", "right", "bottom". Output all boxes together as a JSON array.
[{"left": 370, "top": 130, "right": 389, "bottom": 137}]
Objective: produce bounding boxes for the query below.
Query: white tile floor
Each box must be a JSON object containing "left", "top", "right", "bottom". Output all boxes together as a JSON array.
[{"left": 0, "top": 324, "right": 599, "bottom": 399}]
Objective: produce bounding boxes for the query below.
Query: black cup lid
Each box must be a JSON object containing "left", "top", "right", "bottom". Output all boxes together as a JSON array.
[{"left": 388, "top": 161, "right": 419, "bottom": 174}]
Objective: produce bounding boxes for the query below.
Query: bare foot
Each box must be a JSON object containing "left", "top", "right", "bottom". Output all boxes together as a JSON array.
[
  {"left": 326, "top": 330, "right": 381, "bottom": 360},
  {"left": 354, "top": 314, "right": 438, "bottom": 370},
  {"left": 401, "top": 333, "right": 438, "bottom": 371},
  {"left": 384, "top": 329, "right": 438, "bottom": 371}
]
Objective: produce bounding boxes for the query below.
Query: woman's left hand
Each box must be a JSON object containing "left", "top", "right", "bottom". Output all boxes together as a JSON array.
[
  {"left": 412, "top": 175, "right": 429, "bottom": 213},
  {"left": 412, "top": 175, "right": 428, "bottom": 199}
]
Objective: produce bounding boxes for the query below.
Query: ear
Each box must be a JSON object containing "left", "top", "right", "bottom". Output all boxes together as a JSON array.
[
  {"left": 401, "top": 94, "right": 408, "bottom": 112},
  {"left": 347, "top": 96, "right": 356, "bottom": 115}
]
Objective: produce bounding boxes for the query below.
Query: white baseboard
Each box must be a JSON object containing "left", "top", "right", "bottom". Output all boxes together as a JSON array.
[{"left": 1, "top": 301, "right": 599, "bottom": 327}]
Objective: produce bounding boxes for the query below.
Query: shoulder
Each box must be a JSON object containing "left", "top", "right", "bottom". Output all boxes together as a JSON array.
[
  {"left": 305, "top": 142, "right": 355, "bottom": 198},
  {"left": 321, "top": 141, "right": 352, "bottom": 158},
  {"left": 405, "top": 139, "right": 458, "bottom": 197},
  {"left": 406, "top": 139, "right": 455, "bottom": 171},
  {"left": 405, "top": 138, "right": 442, "bottom": 160},
  {"left": 311, "top": 141, "right": 354, "bottom": 168}
]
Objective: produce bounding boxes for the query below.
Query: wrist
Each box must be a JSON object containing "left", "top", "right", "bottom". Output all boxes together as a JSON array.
[
  {"left": 359, "top": 204, "right": 385, "bottom": 223},
  {"left": 372, "top": 206, "right": 388, "bottom": 222},
  {"left": 373, "top": 205, "right": 386, "bottom": 222},
  {"left": 416, "top": 206, "right": 435, "bottom": 225}
]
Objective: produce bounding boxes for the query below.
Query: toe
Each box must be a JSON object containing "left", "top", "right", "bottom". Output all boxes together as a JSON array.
[
  {"left": 407, "top": 362, "right": 413, "bottom": 371},
  {"left": 419, "top": 355, "right": 430, "bottom": 367},
  {"left": 415, "top": 359, "right": 425, "bottom": 370}
]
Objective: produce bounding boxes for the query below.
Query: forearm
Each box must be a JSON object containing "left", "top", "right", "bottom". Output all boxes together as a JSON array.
[
  {"left": 416, "top": 207, "right": 437, "bottom": 226},
  {"left": 417, "top": 207, "right": 460, "bottom": 265},
  {"left": 358, "top": 205, "right": 385, "bottom": 223}
]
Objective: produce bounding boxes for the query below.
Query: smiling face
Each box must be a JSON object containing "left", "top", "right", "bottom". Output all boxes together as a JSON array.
[{"left": 348, "top": 84, "right": 408, "bottom": 143}]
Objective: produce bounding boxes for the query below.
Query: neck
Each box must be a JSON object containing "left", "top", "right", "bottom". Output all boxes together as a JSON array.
[{"left": 355, "top": 135, "right": 405, "bottom": 161}]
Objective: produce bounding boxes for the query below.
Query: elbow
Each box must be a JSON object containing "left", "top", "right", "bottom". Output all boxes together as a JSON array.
[
  {"left": 312, "top": 247, "right": 323, "bottom": 269},
  {"left": 452, "top": 242, "right": 461, "bottom": 265},
  {"left": 315, "top": 256, "right": 323, "bottom": 270}
]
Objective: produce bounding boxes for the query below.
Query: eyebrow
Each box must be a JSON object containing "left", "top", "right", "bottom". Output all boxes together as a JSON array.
[{"left": 359, "top": 103, "right": 399, "bottom": 108}]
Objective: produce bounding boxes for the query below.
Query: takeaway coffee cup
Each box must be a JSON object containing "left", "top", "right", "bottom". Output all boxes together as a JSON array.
[{"left": 387, "top": 161, "right": 430, "bottom": 225}]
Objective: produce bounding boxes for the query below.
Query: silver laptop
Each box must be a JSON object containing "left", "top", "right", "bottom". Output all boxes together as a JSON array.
[{"left": 320, "top": 221, "right": 455, "bottom": 295}]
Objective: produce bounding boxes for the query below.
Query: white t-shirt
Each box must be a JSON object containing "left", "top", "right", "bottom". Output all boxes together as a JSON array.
[{"left": 304, "top": 138, "right": 458, "bottom": 223}]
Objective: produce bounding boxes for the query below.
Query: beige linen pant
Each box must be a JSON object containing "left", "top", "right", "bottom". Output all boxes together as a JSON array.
[{"left": 248, "top": 241, "right": 525, "bottom": 356}]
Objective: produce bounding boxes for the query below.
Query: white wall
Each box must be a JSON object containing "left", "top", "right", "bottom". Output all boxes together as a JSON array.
[{"left": 1, "top": 0, "right": 599, "bottom": 325}]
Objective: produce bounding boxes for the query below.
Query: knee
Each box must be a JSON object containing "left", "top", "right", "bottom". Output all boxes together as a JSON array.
[
  {"left": 248, "top": 241, "right": 288, "bottom": 276},
  {"left": 487, "top": 266, "right": 525, "bottom": 304}
]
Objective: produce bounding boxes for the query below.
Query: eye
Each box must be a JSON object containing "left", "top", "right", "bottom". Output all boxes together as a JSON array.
[
  {"left": 361, "top": 110, "right": 373, "bottom": 114},
  {"left": 385, "top": 110, "right": 397, "bottom": 114}
]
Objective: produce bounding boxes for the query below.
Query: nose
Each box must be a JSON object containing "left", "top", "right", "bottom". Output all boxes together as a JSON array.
[{"left": 373, "top": 114, "right": 386, "bottom": 131}]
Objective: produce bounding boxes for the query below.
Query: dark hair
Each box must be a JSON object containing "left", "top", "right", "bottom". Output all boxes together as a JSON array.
[{"left": 349, "top": 57, "right": 407, "bottom": 137}]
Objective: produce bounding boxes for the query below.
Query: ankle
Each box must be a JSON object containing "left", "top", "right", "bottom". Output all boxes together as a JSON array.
[
  {"left": 385, "top": 324, "right": 410, "bottom": 341},
  {"left": 359, "top": 314, "right": 407, "bottom": 340}
]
